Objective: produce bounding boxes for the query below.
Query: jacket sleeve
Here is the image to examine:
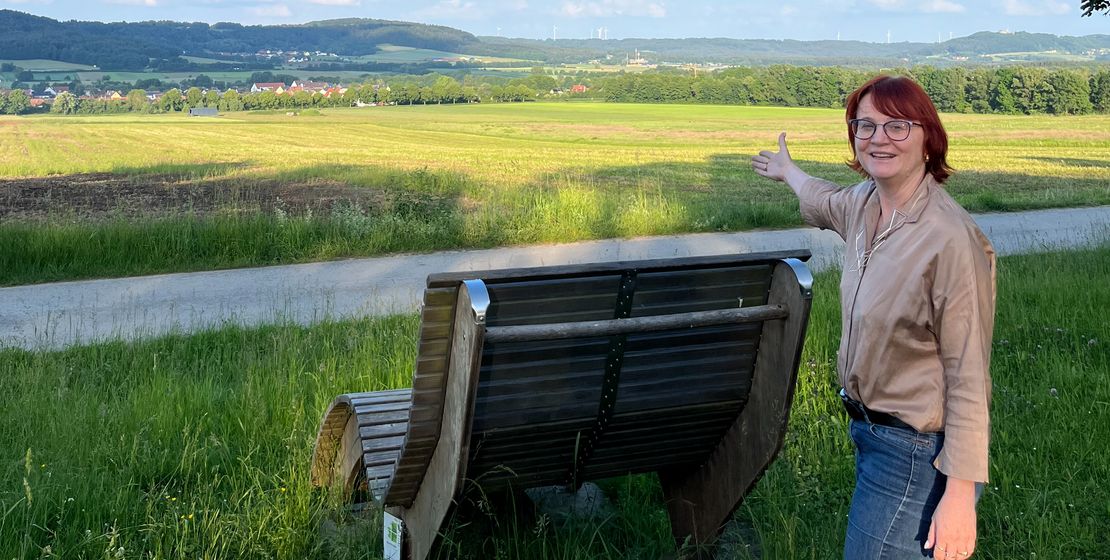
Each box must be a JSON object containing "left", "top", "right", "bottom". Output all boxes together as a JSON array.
[
  {"left": 931, "top": 229, "right": 996, "bottom": 483},
  {"left": 797, "top": 177, "right": 852, "bottom": 241}
]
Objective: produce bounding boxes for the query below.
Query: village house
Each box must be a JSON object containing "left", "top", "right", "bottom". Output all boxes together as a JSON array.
[
  {"left": 251, "top": 82, "right": 286, "bottom": 93},
  {"left": 289, "top": 80, "right": 329, "bottom": 93}
]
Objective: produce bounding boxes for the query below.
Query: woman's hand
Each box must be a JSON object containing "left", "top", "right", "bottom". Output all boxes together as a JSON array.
[
  {"left": 751, "top": 132, "right": 796, "bottom": 182},
  {"left": 750, "top": 132, "right": 810, "bottom": 191},
  {"left": 925, "top": 477, "right": 978, "bottom": 559}
]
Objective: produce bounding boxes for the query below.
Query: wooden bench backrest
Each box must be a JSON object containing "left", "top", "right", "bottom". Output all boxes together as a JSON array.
[{"left": 385, "top": 250, "right": 810, "bottom": 507}]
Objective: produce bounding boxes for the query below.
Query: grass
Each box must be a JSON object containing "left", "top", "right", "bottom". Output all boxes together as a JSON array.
[
  {"left": 1, "top": 104, "right": 1108, "bottom": 286},
  {"left": 1, "top": 244, "right": 1107, "bottom": 559},
  {"left": 0, "top": 59, "right": 97, "bottom": 72}
]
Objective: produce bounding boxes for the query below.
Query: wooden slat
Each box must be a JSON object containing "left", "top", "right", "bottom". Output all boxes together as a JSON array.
[
  {"left": 426, "top": 250, "right": 811, "bottom": 288},
  {"left": 484, "top": 305, "right": 787, "bottom": 343}
]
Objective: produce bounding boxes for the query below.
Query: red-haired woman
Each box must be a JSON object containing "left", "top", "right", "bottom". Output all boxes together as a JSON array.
[{"left": 751, "top": 75, "right": 995, "bottom": 559}]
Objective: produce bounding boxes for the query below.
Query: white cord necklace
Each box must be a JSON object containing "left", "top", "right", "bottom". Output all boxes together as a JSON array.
[{"left": 849, "top": 184, "right": 927, "bottom": 274}]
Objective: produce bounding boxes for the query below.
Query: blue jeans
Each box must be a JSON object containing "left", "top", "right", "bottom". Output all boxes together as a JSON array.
[{"left": 844, "top": 419, "right": 946, "bottom": 559}]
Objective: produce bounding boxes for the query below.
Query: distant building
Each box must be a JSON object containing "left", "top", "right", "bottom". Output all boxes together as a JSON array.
[
  {"left": 570, "top": 84, "right": 589, "bottom": 94},
  {"left": 290, "top": 80, "right": 329, "bottom": 92},
  {"left": 189, "top": 107, "right": 219, "bottom": 117},
  {"left": 251, "top": 82, "right": 286, "bottom": 93}
]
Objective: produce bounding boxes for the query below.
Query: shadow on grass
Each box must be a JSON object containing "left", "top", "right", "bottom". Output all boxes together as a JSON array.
[
  {"left": 1020, "top": 156, "right": 1110, "bottom": 169},
  {"left": 2, "top": 156, "right": 1108, "bottom": 285},
  {"left": 109, "top": 161, "right": 250, "bottom": 178}
]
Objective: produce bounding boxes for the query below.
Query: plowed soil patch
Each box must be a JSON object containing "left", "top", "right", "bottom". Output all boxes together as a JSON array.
[{"left": 0, "top": 173, "right": 389, "bottom": 221}]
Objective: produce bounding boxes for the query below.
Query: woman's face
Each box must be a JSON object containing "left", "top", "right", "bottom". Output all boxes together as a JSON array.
[{"left": 853, "top": 93, "right": 927, "bottom": 189}]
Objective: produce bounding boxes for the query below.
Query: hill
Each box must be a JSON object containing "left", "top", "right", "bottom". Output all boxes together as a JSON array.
[
  {"left": 0, "top": 10, "right": 475, "bottom": 71},
  {"left": 1, "top": 10, "right": 1108, "bottom": 71}
]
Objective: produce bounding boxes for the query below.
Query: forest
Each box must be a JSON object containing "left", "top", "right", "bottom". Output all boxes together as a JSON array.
[{"left": 6, "top": 64, "right": 1107, "bottom": 117}]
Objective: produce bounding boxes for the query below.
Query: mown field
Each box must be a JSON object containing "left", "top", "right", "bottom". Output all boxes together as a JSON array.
[
  {"left": 2, "top": 103, "right": 1109, "bottom": 285},
  {"left": 2, "top": 245, "right": 1107, "bottom": 559}
]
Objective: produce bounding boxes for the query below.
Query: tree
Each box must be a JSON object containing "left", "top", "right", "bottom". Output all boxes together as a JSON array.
[
  {"left": 126, "top": 89, "right": 148, "bottom": 112},
  {"left": 204, "top": 89, "right": 219, "bottom": 108},
  {"left": 185, "top": 87, "right": 203, "bottom": 109},
  {"left": 1047, "top": 69, "right": 1092, "bottom": 114},
  {"left": 220, "top": 89, "right": 243, "bottom": 111},
  {"left": 51, "top": 91, "right": 78, "bottom": 114},
  {"left": 5, "top": 89, "right": 30, "bottom": 114},
  {"left": 1080, "top": 0, "right": 1109, "bottom": 16},
  {"left": 160, "top": 88, "right": 183, "bottom": 112},
  {"left": 1092, "top": 70, "right": 1110, "bottom": 112},
  {"left": 292, "top": 90, "right": 313, "bottom": 108}
]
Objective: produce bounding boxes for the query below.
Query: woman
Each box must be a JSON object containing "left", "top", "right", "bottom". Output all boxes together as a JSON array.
[{"left": 750, "top": 75, "right": 995, "bottom": 559}]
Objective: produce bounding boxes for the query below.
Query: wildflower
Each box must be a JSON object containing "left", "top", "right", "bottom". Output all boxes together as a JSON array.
[
  {"left": 280, "top": 487, "right": 287, "bottom": 493},
  {"left": 1049, "top": 388, "right": 1058, "bottom": 398}
]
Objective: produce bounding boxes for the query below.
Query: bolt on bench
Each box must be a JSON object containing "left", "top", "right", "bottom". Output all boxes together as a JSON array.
[{"left": 311, "top": 250, "right": 813, "bottom": 559}]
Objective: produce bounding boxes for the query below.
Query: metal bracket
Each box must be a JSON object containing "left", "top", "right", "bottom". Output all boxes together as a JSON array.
[{"left": 565, "top": 269, "right": 637, "bottom": 487}]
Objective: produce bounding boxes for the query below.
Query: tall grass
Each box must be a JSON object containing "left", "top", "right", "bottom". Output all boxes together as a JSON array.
[
  {"left": 2, "top": 246, "right": 1108, "bottom": 559},
  {"left": 2, "top": 104, "right": 1108, "bottom": 285}
]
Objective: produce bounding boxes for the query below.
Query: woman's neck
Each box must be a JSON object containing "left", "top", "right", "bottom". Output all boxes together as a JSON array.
[{"left": 875, "top": 171, "right": 927, "bottom": 217}]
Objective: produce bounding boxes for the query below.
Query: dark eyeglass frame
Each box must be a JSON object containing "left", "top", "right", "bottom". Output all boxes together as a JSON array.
[{"left": 849, "top": 118, "right": 922, "bottom": 141}]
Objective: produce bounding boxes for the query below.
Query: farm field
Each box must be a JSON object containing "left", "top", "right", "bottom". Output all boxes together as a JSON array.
[
  {"left": 1, "top": 103, "right": 1109, "bottom": 285},
  {"left": 1, "top": 245, "right": 1107, "bottom": 559}
]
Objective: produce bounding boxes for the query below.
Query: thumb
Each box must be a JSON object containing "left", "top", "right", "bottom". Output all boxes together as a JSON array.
[
  {"left": 924, "top": 519, "right": 936, "bottom": 548},
  {"left": 777, "top": 132, "right": 790, "bottom": 156}
]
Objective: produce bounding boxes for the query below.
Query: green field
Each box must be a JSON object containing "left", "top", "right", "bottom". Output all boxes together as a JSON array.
[
  {"left": 1, "top": 103, "right": 1108, "bottom": 286},
  {"left": 349, "top": 44, "right": 524, "bottom": 64},
  {"left": 2, "top": 245, "right": 1107, "bottom": 559},
  {"left": 0, "top": 59, "right": 97, "bottom": 72}
]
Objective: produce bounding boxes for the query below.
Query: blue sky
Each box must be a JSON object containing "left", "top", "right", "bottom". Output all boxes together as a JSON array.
[{"left": 5, "top": 0, "right": 1105, "bottom": 42}]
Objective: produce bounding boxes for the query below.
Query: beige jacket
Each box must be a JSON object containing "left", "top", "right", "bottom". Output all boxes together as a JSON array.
[{"left": 800, "top": 175, "right": 995, "bottom": 483}]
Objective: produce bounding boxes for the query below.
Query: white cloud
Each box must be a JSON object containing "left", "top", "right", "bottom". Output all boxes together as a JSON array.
[
  {"left": 309, "top": 0, "right": 360, "bottom": 5},
  {"left": 866, "top": 0, "right": 905, "bottom": 9},
  {"left": 559, "top": 0, "right": 666, "bottom": 18},
  {"left": 780, "top": 5, "right": 798, "bottom": 16},
  {"left": 868, "top": 0, "right": 968, "bottom": 13},
  {"left": 247, "top": 3, "right": 291, "bottom": 16},
  {"left": 921, "top": 0, "right": 965, "bottom": 12},
  {"left": 1001, "top": 0, "right": 1069, "bottom": 16}
]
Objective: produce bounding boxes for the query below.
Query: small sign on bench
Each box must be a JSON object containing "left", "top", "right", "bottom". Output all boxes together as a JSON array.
[{"left": 384, "top": 511, "right": 403, "bottom": 560}]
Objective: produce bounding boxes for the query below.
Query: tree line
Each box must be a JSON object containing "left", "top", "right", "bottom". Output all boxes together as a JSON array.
[
  {"left": 6, "top": 65, "right": 1109, "bottom": 116},
  {"left": 28, "top": 73, "right": 573, "bottom": 115},
  {"left": 600, "top": 65, "right": 1110, "bottom": 114}
]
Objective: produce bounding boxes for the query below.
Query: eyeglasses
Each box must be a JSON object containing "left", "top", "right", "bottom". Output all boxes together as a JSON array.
[{"left": 849, "top": 119, "right": 922, "bottom": 141}]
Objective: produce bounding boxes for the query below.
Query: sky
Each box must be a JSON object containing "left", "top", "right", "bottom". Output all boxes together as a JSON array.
[{"left": 4, "top": 0, "right": 1106, "bottom": 43}]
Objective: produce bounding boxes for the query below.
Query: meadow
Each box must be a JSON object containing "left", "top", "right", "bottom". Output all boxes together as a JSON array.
[
  {"left": 2, "top": 103, "right": 1109, "bottom": 285},
  {"left": 1, "top": 245, "right": 1107, "bottom": 559}
]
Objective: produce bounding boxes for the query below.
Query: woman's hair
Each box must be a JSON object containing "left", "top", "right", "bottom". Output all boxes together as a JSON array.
[{"left": 845, "top": 75, "right": 953, "bottom": 184}]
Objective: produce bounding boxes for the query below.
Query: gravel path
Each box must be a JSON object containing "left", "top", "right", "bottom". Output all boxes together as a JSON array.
[{"left": 2, "top": 206, "right": 1107, "bottom": 350}]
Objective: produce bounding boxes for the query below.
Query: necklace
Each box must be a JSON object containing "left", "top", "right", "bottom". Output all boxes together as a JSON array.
[{"left": 848, "top": 184, "right": 927, "bottom": 274}]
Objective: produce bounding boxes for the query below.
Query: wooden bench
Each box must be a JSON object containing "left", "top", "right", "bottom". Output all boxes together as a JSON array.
[{"left": 311, "top": 250, "right": 813, "bottom": 559}]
